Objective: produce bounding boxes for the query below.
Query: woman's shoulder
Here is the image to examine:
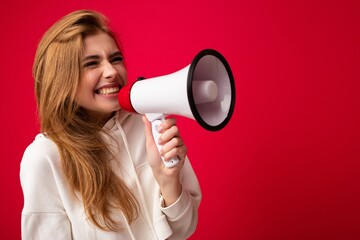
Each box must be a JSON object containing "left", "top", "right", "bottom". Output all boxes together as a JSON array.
[
  {"left": 20, "top": 134, "right": 67, "bottom": 213},
  {"left": 24, "top": 133, "right": 58, "bottom": 154},
  {"left": 21, "top": 133, "right": 60, "bottom": 170}
]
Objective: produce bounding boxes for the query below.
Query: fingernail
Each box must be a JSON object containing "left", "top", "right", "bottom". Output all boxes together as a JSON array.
[{"left": 156, "top": 125, "right": 163, "bottom": 133}]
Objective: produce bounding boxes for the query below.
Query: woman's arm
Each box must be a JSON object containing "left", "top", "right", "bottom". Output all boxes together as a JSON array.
[
  {"left": 142, "top": 116, "right": 202, "bottom": 239},
  {"left": 20, "top": 135, "right": 72, "bottom": 240}
]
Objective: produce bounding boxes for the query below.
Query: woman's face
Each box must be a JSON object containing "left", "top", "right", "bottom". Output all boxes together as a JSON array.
[{"left": 76, "top": 32, "right": 127, "bottom": 122}]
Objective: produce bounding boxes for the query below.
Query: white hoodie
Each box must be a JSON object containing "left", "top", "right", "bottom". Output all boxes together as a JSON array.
[{"left": 20, "top": 111, "right": 202, "bottom": 240}]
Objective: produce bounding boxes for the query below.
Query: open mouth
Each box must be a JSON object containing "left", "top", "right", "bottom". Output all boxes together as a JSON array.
[{"left": 95, "top": 85, "right": 121, "bottom": 95}]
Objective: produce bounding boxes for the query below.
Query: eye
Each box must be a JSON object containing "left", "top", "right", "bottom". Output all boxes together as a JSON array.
[
  {"left": 111, "top": 56, "right": 123, "bottom": 64},
  {"left": 83, "top": 61, "right": 99, "bottom": 68}
]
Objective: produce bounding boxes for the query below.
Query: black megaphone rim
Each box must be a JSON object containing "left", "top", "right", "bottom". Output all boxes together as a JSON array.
[{"left": 187, "top": 49, "right": 236, "bottom": 131}]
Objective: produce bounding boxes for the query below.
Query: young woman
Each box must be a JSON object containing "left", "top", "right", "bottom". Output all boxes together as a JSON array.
[{"left": 20, "top": 10, "right": 201, "bottom": 240}]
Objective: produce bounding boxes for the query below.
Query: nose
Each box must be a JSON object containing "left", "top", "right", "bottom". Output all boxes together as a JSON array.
[{"left": 103, "top": 61, "right": 117, "bottom": 79}]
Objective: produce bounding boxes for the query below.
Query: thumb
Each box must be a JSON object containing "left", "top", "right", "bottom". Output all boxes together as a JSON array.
[
  {"left": 142, "top": 115, "right": 154, "bottom": 145},
  {"left": 142, "top": 116, "right": 160, "bottom": 154},
  {"left": 142, "top": 116, "right": 163, "bottom": 168}
]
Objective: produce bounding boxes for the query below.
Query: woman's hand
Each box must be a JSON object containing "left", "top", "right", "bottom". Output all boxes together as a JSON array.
[{"left": 142, "top": 115, "right": 187, "bottom": 206}]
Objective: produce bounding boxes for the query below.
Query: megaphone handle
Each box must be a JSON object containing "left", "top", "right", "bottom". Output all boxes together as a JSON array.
[{"left": 146, "top": 113, "right": 180, "bottom": 168}]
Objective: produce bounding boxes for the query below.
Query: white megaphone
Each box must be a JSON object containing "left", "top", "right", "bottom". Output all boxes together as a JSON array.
[{"left": 118, "top": 49, "right": 235, "bottom": 167}]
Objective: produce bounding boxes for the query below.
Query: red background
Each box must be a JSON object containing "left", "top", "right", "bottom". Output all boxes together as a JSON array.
[{"left": 1, "top": 0, "right": 360, "bottom": 239}]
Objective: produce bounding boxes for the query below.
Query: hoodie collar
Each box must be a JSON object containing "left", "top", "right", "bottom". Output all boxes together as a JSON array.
[{"left": 102, "top": 110, "right": 134, "bottom": 132}]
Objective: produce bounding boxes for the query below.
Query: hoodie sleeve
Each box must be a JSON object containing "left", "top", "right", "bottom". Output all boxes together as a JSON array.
[
  {"left": 159, "top": 157, "right": 202, "bottom": 240},
  {"left": 20, "top": 135, "right": 72, "bottom": 240}
]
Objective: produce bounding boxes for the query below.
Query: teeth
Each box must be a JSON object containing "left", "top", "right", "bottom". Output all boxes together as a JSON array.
[{"left": 97, "top": 86, "right": 120, "bottom": 95}]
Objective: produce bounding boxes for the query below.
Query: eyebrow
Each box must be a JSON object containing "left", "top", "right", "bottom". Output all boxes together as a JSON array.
[
  {"left": 110, "top": 51, "right": 123, "bottom": 58},
  {"left": 83, "top": 51, "right": 122, "bottom": 61},
  {"left": 83, "top": 55, "right": 100, "bottom": 61}
]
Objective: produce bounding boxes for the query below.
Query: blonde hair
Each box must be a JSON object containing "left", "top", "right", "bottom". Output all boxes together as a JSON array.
[{"left": 33, "top": 10, "right": 138, "bottom": 231}]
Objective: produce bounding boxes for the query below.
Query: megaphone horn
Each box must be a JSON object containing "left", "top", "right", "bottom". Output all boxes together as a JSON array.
[{"left": 119, "top": 49, "right": 236, "bottom": 167}]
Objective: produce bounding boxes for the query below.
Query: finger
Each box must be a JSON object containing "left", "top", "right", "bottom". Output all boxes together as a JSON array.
[
  {"left": 162, "top": 146, "right": 187, "bottom": 161},
  {"left": 160, "top": 137, "right": 184, "bottom": 154},
  {"left": 158, "top": 118, "right": 177, "bottom": 132},
  {"left": 159, "top": 125, "right": 180, "bottom": 144}
]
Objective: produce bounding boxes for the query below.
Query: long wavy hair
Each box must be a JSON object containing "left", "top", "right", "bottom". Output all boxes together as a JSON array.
[{"left": 33, "top": 10, "right": 138, "bottom": 231}]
